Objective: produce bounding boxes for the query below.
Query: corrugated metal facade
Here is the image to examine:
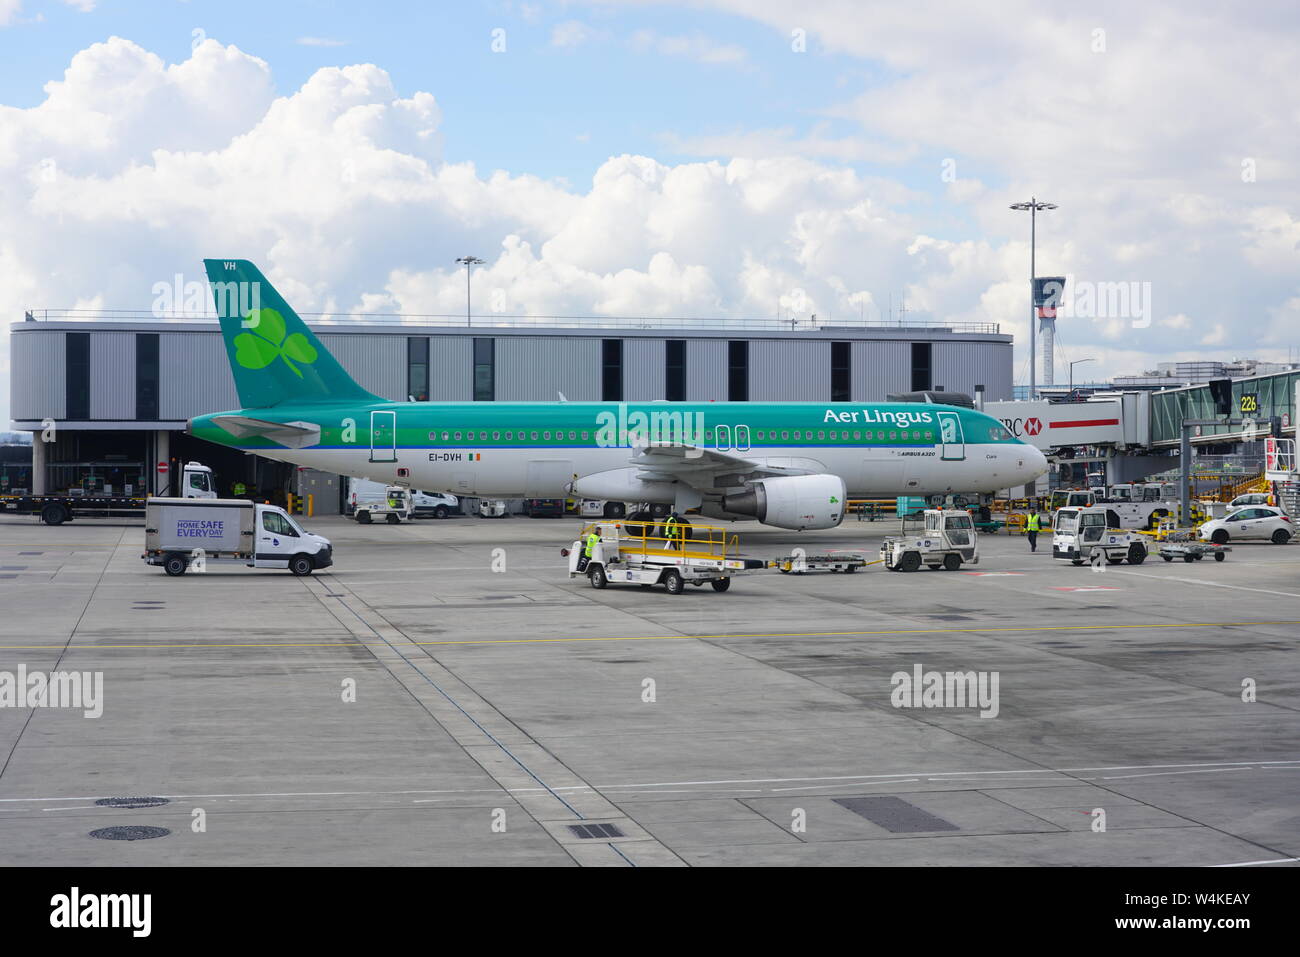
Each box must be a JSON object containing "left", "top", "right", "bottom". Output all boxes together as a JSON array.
[
  {"left": 625, "top": 337, "right": 666, "bottom": 400},
  {"left": 495, "top": 336, "right": 602, "bottom": 401},
  {"left": 160, "top": 332, "right": 238, "bottom": 418},
  {"left": 854, "top": 340, "right": 911, "bottom": 401},
  {"left": 750, "top": 340, "right": 830, "bottom": 401},
  {"left": 932, "top": 341, "right": 1012, "bottom": 401},
  {"left": 9, "top": 321, "right": 1013, "bottom": 425},
  {"left": 687, "top": 339, "right": 728, "bottom": 401},
  {"left": 318, "top": 334, "right": 405, "bottom": 401},
  {"left": 428, "top": 335, "right": 473, "bottom": 401},
  {"left": 90, "top": 332, "right": 135, "bottom": 420},
  {"left": 10, "top": 329, "right": 65, "bottom": 421}
]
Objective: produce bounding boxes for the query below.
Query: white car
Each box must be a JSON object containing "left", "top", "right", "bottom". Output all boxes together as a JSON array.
[
  {"left": 1199, "top": 506, "right": 1294, "bottom": 545},
  {"left": 1227, "top": 493, "right": 1270, "bottom": 509}
]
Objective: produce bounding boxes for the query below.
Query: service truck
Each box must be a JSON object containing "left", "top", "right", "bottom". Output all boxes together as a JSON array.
[
  {"left": 142, "top": 497, "right": 333, "bottom": 576},
  {"left": 1052, "top": 505, "right": 1148, "bottom": 566},
  {"left": 1048, "top": 484, "right": 1179, "bottom": 530},
  {"left": 3, "top": 461, "right": 216, "bottom": 525}
]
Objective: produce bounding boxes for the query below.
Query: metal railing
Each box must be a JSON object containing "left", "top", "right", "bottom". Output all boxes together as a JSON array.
[{"left": 21, "top": 308, "right": 1002, "bottom": 335}]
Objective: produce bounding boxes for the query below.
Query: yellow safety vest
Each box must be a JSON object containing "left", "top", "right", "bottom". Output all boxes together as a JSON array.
[
  {"left": 664, "top": 518, "right": 678, "bottom": 539},
  {"left": 584, "top": 533, "right": 599, "bottom": 557},
  {"left": 1026, "top": 513, "right": 1040, "bottom": 531}
]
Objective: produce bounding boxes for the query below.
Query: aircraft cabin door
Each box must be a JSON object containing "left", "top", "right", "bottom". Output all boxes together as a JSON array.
[
  {"left": 937, "top": 412, "right": 965, "bottom": 461},
  {"left": 370, "top": 410, "right": 397, "bottom": 463}
]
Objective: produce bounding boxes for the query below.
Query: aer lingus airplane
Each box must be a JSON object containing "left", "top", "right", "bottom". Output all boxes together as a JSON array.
[{"left": 188, "top": 260, "right": 1047, "bottom": 529}]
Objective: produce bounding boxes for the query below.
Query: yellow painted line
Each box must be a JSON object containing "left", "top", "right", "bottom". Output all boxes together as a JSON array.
[{"left": 0, "top": 619, "right": 1297, "bottom": 651}]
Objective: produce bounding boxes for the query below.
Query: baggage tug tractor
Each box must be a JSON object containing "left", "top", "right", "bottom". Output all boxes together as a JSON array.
[
  {"left": 881, "top": 509, "right": 979, "bottom": 572},
  {"left": 565, "top": 520, "right": 762, "bottom": 594},
  {"left": 1052, "top": 505, "right": 1148, "bottom": 566}
]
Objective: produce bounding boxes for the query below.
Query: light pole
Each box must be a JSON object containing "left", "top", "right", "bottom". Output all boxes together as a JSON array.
[
  {"left": 455, "top": 256, "right": 484, "bottom": 327},
  {"left": 1069, "top": 357, "right": 1096, "bottom": 396},
  {"left": 1009, "top": 197, "right": 1057, "bottom": 401}
]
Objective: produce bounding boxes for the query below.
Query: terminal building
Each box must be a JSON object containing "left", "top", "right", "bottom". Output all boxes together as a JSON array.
[{"left": 7, "top": 314, "right": 1012, "bottom": 506}]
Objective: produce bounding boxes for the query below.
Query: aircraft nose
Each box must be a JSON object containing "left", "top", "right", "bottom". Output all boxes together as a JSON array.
[{"left": 1022, "top": 444, "right": 1048, "bottom": 481}]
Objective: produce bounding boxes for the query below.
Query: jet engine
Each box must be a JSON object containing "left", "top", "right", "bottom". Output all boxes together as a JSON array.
[{"left": 722, "top": 474, "right": 847, "bottom": 530}]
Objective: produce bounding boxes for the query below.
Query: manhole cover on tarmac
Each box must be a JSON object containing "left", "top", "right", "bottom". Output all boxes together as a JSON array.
[
  {"left": 89, "top": 826, "right": 170, "bottom": 841},
  {"left": 95, "top": 796, "right": 170, "bottom": 809}
]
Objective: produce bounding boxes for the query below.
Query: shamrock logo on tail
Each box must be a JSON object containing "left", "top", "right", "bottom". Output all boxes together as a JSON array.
[{"left": 234, "top": 308, "right": 318, "bottom": 377}]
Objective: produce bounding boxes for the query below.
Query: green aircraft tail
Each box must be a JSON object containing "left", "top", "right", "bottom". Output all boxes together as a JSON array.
[{"left": 203, "top": 259, "right": 379, "bottom": 409}]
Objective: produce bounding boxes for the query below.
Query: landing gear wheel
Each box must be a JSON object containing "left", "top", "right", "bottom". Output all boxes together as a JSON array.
[
  {"left": 163, "top": 554, "right": 187, "bottom": 576},
  {"left": 588, "top": 565, "right": 607, "bottom": 589},
  {"left": 663, "top": 569, "right": 684, "bottom": 595},
  {"left": 289, "top": 554, "right": 314, "bottom": 576},
  {"left": 1211, "top": 529, "right": 1229, "bottom": 545},
  {"left": 711, "top": 578, "right": 731, "bottom": 592},
  {"left": 943, "top": 554, "right": 962, "bottom": 571},
  {"left": 1272, "top": 529, "right": 1291, "bottom": 545},
  {"left": 603, "top": 501, "right": 626, "bottom": 519},
  {"left": 899, "top": 551, "right": 922, "bottom": 572}
]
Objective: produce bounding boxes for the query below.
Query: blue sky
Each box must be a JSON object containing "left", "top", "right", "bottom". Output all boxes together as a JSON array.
[{"left": 0, "top": 1, "right": 983, "bottom": 218}]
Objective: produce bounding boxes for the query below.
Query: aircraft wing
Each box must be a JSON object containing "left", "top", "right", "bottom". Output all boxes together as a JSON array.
[
  {"left": 211, "top": 415, "right": 321, "bottom": 449},
  {"left": 628, "top": 442, "right": 816, "bottom": 483}
]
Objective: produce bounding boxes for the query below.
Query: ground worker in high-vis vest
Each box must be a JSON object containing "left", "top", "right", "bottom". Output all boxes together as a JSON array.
[
  {"left": 1025, "top": 510, "right": 1041, "bottom": 552},
  {"left": 664, "top": 514, "right": 681, "bottom": 550},
  {"left": 579, "top": 528, "right": 599, "bottom": 571},
  {"left": 232, "top": 481, "right": 246, "bottom": 497}
]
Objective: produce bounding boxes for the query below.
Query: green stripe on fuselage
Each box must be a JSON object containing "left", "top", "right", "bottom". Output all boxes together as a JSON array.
[{"left": 189, "top": 401, "right": 1025, "bottom": 451}]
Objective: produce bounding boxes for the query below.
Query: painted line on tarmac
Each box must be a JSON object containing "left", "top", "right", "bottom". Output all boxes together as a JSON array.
[
  {"left": 1107, "top": 568, "right": 1300, "bottom": 599},
  {"left": 2, "top": 618, "right": 1300, "bottom": 651}
]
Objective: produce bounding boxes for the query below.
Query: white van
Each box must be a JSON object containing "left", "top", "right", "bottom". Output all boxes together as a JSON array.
[
  {"left": 143, "top": 498, "right": 332, "bottom": 576},
  {"left": 347, "top": 478, "right": 459, "bottom": 519}
]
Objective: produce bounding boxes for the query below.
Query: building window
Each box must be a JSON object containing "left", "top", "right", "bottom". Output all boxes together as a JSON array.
[
  {"left": 602, "top": 339, "right": 623, "bottom": 402},
  {"left": 910, "top": 342, "right": 932, "bottom": 392},
  {"left": 473, "top": 338, "right": 494, "bottom": 401},
  {"left": 135, "top": 333, "right": 159, "bottom": 421},
  {"left": 408, "top": 337, "right": 429, "bottom": 401},
  {"left": 728, "top": 340, "right": 748, "bottom": 401},
  {"left": 665, "top": 339, "right": 686, "bottom": 401},
  {"left": 66, "top": 332, "right": 90, "bottom": 420},
  {"left": 831, "top": 341, "right": 851, "bottom": 402}
]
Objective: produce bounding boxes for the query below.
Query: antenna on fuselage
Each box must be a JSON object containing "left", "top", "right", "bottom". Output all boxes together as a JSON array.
[{"left": 557, "top": 391, "right": 568, "bottom": 402}]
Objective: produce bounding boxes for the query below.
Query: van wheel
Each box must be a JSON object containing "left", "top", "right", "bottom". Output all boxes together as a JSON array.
[
  {"left": 588, "top": 565, "right": 607, "bottom": 589},
  {"left": 434, "top": 506, "right": 449, "bottom": 520},
  {"left": 663, "top": 569, "right": 684, "bottom": 595},
  {"left": 711, "top": 578, "right": 731, "bottom": 592},
  {"left": 289, "top": 555, "right": 314, "bottom": 576},
  {"left": 942, "top": 554, "right": 962, "bottom": 571},
  {"left": 1271, "top": 529, "right": 1291, "bottom": 544},
  {"left": 1211, "top": 529, "right": 1229, "bottom": 545},
  {"left": 356, "top": 511, "right": 371, "bottom": 524},
  {"left": 385, "top": 513, "right": 399, "bottom": 525},
  {"left": 41, "top": 504, "right": 67, "bottom": 525},
  {"left": 163, "top": 554, "right": 187, "bottom": 576}
]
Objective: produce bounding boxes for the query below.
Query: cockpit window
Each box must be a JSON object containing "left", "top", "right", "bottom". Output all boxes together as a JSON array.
[{"left": 987, "top": 423, "right": 1013, "bottom": 441}]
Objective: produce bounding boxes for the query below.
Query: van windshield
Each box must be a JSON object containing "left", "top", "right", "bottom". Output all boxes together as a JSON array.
[{"left": 1055, "top": 512, "right": 1077, "bottom": 534}]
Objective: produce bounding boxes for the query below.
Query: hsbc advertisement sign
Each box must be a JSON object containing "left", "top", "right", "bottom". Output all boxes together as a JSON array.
[{"left": 986, "top": 400, "right": 1124, "bottom": 450}]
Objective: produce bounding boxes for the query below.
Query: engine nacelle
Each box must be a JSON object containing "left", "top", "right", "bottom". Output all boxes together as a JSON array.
[
  {"left": 569, "top": 468, "right": 677, "bottom": 504},
  {"left": 723, "top": 474, "right": 847, "bottom": 530}
]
